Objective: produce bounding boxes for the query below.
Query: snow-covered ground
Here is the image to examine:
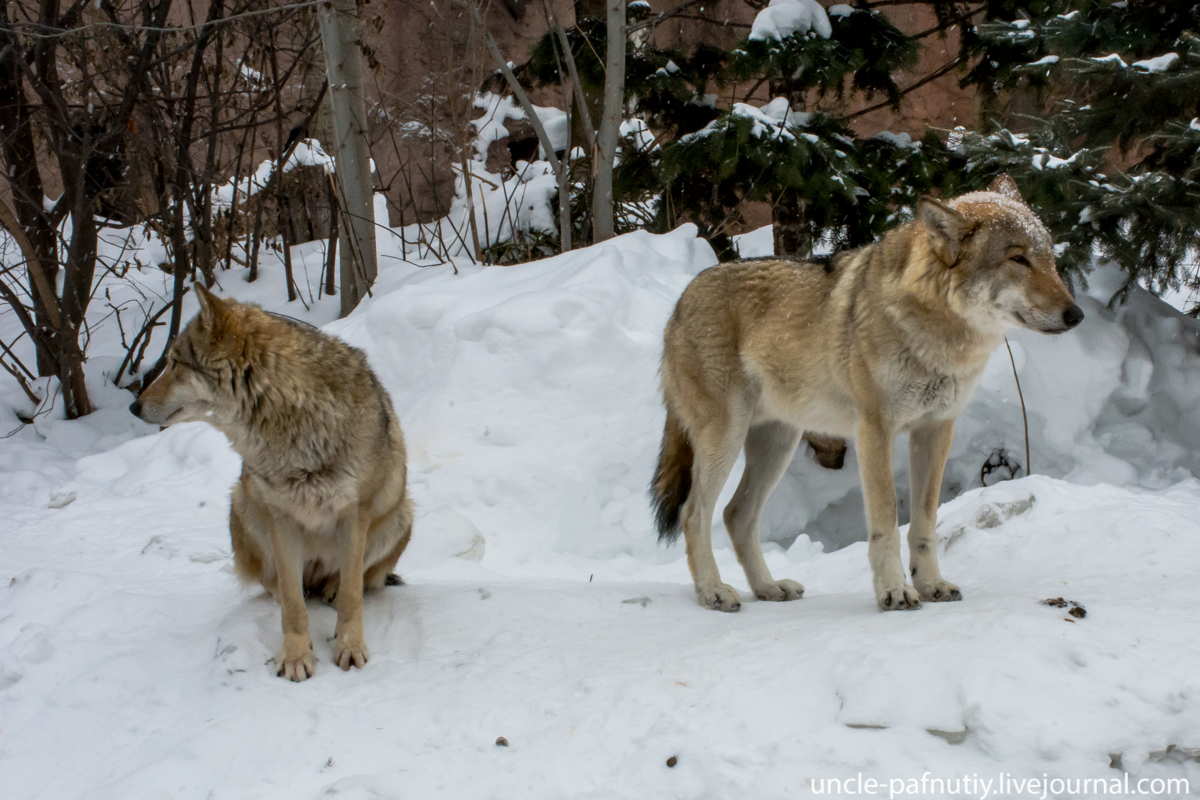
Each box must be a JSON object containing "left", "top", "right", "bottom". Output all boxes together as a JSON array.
[{"left": 3, "top": 226, "right": 1200, "bottom": 798}]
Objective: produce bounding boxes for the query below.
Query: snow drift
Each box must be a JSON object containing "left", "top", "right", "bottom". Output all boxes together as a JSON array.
[{"left": 328, "top": 226, "right": 1200, "bottom": 557}]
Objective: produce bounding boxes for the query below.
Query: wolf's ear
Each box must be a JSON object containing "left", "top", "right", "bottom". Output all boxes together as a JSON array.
[
  {"left": 193, "top": 283, "right": 227, "bottom": 327},
  {"left": 918, "top": 197, "right": 971, "bottom": 266},
  {"left": 988, "top": 174, "right": 1023, "bottom": 202}
]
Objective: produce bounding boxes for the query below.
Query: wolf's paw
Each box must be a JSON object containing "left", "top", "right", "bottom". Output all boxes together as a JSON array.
[
  {"left": 876, "top": 584, "right": 922, "bottom": 611},
  {"left": 917, "top": 579, "right": 962, "bottom": 602},
  {"left": 277, "top": 649, "right": 315, "bottom": 682},
  {"left": 754, "top": 579, "right": 805, "bottom": 602},
  {"left": 697, "top": 583, "right": 742, "bottom": 612},
  {"left": 333, "top": 637, "right": 369, "bottom": 671}
]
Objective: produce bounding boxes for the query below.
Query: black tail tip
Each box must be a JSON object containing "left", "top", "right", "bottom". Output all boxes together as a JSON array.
[
  {"left": 653, "top": 496, "right": 683, "bottom": 545},
  {"left": 650, "top": 467, "right": 689, "bottom": 545}
]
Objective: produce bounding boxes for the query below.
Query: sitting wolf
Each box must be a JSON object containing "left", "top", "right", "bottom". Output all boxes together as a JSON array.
[
  {"left": 651, "top": 176, "right": 1083, "bottom": 612},
  {"left": 131, "top": 286, "right": 413, "bottom": 680}
]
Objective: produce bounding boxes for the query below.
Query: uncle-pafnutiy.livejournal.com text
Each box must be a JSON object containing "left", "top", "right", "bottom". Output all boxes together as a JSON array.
[{"left": 810, "top": 772, "right": 1190, "bottom": 798}]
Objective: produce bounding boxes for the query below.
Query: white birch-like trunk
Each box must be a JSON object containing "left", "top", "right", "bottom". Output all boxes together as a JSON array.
[
  {"left": 317, "top": 0, "right": 377, "bottom": 318},
  {"left": 591, "top": 0, "right": 625, "bottom": 243}
]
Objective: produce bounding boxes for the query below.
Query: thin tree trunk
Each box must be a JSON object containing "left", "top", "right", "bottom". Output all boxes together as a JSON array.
[
  {"left": 772, "top": 190, "right": 811, "bottom": 259},
  {"left": 544, "top": 0, "right": 595, "bottom": 150},
  {"left": 59, "top": 199, "right": 97, "bottom": 419},
  {"left": 224, "top": 118, "right": 254, "bottom": 273},
  {"left": 543, "top": 0, "right": 574, "bottom": 253},
  {"left": 318, "top": 0, "right": 377, "bottom": 316},
  {"left": 166, "top": 191, "right": 192, "bottom": 343},
  {"left": 557, "top": 121, "right": 573, "bottom": 254},
  {"left": 248, "top": 191, "right": 265, "bottom": 282},
  {"left": 195, "top": 0, "right": 225, "bottom": 286},
  {"left": 324, "top": 175, "right": 338, "bottom": 296},
  {"left": 247, "top": 53, "right": 269, "bottom": 283},
  {"left": 592, "top": 0, "right": 625, "bottom": 243},
  {"left": 269, "top": 31, "right": 298, "bottom": 303},
  {"left": 0, "top": 11, "right": 58, "bottom": 375}
]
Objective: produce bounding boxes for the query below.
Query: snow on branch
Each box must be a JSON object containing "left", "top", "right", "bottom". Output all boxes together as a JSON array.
[{"left": 748, "top": 0, "right": 831, "bottom": 43}]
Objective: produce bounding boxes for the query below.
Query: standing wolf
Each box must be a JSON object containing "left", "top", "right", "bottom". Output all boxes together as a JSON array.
[
  {"left": 131, "top": 286, "right": 413, "bottom": 680},
  {"left": 651, "top": 177, "right": 1083, "bottom": 612}
]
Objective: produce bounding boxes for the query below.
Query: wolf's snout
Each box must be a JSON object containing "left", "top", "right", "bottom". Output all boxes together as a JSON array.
[
  {"left": 129, "top": 399, "right": 143, "bottom": 418},
  {"left": 1062, "top": 305, "right": 1084, "bottom": 328}
]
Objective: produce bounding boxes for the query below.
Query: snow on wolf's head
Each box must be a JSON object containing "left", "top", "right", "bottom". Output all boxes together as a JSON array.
[{"left": 916, "top": 174, "right": 1084, "bottom": 336}]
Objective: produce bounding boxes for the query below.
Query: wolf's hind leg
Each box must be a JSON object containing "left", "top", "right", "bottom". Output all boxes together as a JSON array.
[
  {"left": 858, "top": 417, "right": 921, "bottom": 611},
  {"left": 724, "top": 422, "right": 804, "bottom": 602},
  {"left": 303, "top": 566, "right": 339, "bottom": 604},
  {"left": 333, "top": 507, "right": 370, "bottom": 671},
  {"left": 267, "top": 517, "right": 315, "bottom": 681},
  {"left": 908, "top": 419, "right": 961, "bottom": 602},
  {"left": 363, "top": 497, "right": 413, "bottom": 592},
  {"left": 683, "top": 414, "right": 749, "bottom": 612}
]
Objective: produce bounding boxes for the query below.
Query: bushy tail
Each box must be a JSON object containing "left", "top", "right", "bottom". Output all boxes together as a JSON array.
[{"left": 650, "top": 409, "right": 693, "bottom": 544}]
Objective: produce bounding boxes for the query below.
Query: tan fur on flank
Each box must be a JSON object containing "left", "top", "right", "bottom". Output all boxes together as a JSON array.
[
  {"left": 652, "top": 176, "right": 1082, "bottom": 612},
  {"left": 132, "top": 287, "right": 413, "bottom": 679}
]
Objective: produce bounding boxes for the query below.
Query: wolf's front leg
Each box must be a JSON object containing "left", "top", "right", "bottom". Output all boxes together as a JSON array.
[
  {"left": 857, "top": 417, "right": 921, "bottom": 610},
  {"left": 267, "top": 518, "right": 315, "bottom": 681},
  {"left": 908, "top": 420, "right": 961, "bottom": 602},
  {"left": 333, "top": 507, "right": 370, "bottom": 670}
]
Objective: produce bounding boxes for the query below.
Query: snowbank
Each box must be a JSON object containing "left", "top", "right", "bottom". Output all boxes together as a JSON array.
[{"left": 327, "top": 226, "right": 715, "bottom": 568}]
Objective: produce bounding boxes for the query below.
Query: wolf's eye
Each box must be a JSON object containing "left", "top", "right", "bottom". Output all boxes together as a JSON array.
[{"left": 1011, "top": 254, "right": 1031, "bottom": 267}]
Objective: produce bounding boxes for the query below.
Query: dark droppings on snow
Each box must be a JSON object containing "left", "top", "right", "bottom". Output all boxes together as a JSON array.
[
  {"left": 1041, "top": 597, "right": 1086, "bottom": 618},
  {"left": 495, "top": 736, "right": 509, "bottom": 747},
  {"left": 666, "top": 756, "right": 678, "bottom": 768}
]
